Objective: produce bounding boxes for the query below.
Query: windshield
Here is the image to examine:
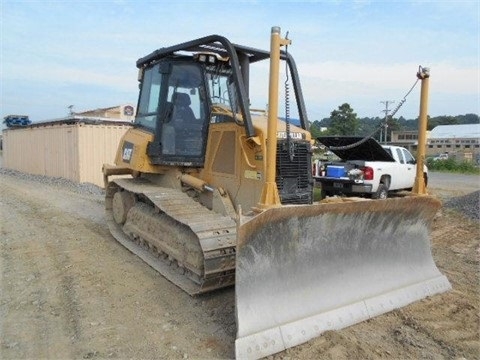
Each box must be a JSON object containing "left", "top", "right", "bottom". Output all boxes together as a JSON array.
[
  {"left": 135, "top": 62, "right": 208, "bottom": 132},
  {"left": 205, "top": 66, "right": 239, "bottom": 116}
]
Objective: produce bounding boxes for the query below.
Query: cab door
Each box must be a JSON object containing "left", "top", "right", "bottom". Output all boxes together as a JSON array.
[{"left": 393, "top": 147, "right": 415, "bottom": 189}]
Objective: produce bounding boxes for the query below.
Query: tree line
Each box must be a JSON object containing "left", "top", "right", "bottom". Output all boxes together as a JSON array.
[{"left": 310, "top": 103, "right": 479, "bottom": 142}]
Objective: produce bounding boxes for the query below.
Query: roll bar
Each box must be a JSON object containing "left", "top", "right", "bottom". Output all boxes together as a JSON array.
[{"left": 136, "top": 34, "right": 309, "bottom": 138}]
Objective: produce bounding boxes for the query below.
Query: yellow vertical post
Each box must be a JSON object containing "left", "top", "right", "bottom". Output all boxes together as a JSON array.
[
  {"left": 413, "top": 66, "right": 430, "bottom": 195},
  {"left": 257, "top": 26, "right": 292, "bottom": 209}
]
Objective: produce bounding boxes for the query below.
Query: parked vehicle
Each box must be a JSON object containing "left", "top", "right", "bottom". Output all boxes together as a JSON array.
[
  {"left": 433, "top": 153, "right": 449, "bottom": 161},
  {"left": 313, "top": 136, "right": 428, "bottom": 199}
]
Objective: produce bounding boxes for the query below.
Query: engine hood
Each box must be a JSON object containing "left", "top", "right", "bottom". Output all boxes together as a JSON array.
[{"left": 317, "top": 136, "right": 395, "bottom": 162}]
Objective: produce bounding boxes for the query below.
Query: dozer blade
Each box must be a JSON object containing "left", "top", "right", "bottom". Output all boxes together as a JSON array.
[{"left": 235, "top": 196, "right": 451, "bottom": 359}]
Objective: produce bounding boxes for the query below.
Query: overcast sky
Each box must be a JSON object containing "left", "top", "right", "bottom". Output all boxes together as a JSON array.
[{"left": 1, "top": 0, "right": 479, "bottom": 125}]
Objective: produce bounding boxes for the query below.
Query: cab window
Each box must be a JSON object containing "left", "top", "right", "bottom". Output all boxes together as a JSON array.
[
  {"left": 403, "top": 149, "right": 416, "bottom": 164},
  {"left": 136, "top": 66, "right": 162, "bottom": 131},
  {"left": 160, "top": 64, "right": 208, "bottom": 157},
  {"left": 396, "top": 148, "right": 405, "bottom": 164}
]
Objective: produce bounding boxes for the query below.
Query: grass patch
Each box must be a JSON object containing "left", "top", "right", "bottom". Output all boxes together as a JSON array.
[
  {"left": 313, "top": 187, "right": 323, "bottom": 201},
  {"left": 426, "top": 158, "right": 480, "bottom": 174}
]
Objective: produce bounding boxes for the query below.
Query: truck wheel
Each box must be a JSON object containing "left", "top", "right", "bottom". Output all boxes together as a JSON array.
[
  {"left": 424, "top": 173, "right": 428, "bottom": 187},
  {"left": 372, "top": 184, "right": 388, "bottom": 200}
]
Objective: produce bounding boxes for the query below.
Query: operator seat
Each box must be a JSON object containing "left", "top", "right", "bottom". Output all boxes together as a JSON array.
[
  {"left": 172, "top": 93, "right": 196, "bottom": 124},
  {"left": 170, "top": 92, "right": 203, "bottom": 156}
]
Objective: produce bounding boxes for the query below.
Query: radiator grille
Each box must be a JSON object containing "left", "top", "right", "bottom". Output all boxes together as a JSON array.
[{"left": 276, "top": 140, "right": 313, "bottom": 204}]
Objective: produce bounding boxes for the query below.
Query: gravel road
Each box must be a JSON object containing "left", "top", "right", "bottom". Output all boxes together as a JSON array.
[
  {"left": 1, "top": 167, "right": 478, "bottom": 359},
  {"left": 427, "top": 172, "right": 480, "bottom": 221},
  {"left": 429, "top": 171, "right": 480, "bottom": 196}
]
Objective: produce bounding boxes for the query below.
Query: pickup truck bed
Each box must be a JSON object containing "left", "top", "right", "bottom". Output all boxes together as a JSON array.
[{"left": 314, "top": 136, "right": 427, "bottom": 199}]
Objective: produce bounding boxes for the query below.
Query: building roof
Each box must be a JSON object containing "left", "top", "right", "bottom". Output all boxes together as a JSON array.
[
  {"left": 429, "top": 124, "right": 480, "bottom": 139},
  {"left": 24, "top": 115, "right": 133, "bottom": 128}
]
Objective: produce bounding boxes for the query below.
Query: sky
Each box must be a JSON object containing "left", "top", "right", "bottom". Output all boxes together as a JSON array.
[{"left": 1, "top": 0, "right": 479, "bottom": 127}]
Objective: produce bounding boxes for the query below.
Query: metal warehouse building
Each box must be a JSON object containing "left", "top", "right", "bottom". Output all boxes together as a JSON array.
[
  {"left": 427, "top": 124, "right": 480, "bottom": 158},
  {"left": 391, "top": 123, "right": 480, "bottom": 162},
  {"left": 2, "top": 106, "right": 134, "bottom": 188}
]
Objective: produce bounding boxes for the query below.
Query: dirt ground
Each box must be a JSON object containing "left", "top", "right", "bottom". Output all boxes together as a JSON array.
[{"left": 0, "top": 172, "right": 478, "bottom": 360}]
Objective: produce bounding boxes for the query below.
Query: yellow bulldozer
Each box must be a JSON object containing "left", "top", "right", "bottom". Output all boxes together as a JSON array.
[{"left": 103, "top": 27, "right": 451, "bottom": 359}]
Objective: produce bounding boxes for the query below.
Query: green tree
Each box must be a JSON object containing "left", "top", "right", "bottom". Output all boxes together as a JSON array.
[
  {"left": 329, "top": 103, "right": 359, "bottom": 135},
  {"left": 309, "top": 121, "right": 323, "bottom": 139}
]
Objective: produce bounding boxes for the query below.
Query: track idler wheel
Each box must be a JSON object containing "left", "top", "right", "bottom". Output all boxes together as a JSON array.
[{"left": 112, "top": 191, "right": 136, "bottom": 224}]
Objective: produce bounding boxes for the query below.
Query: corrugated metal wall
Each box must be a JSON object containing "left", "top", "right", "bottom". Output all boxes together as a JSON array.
[
  {"left": 77, "top": 124, "right": 130, "bottom": 186},
  {"left": 2, "top": 123, "right": 130, "bottom": 187}
]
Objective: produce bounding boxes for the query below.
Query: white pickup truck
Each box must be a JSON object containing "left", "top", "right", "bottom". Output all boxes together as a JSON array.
[{"left": 313, "top": 136, "right": 428, "bottom": 199}]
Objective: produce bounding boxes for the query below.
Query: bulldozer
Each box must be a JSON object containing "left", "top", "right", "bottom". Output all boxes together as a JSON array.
[{"left": 103, "top": 27, "right": 451, "bottom": 359}]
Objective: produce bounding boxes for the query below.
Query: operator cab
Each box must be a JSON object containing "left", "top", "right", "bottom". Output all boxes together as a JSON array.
[
  {"left": 132, "top": 35, "right": 309, "bottom": 169},
  {"left": 135, "top": 53, "right": 239, "bottom": 167}
]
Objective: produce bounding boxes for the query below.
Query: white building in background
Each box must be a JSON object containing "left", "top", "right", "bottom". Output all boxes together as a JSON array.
[
  {"left": 428, "top": 124, "right": 480, "bottom": 162},
  {"left": 391, "top": 123, "right": 480, "bottom": 162},
  {"left": 75, "top": 104, "right": 136, "bottom": 122}
]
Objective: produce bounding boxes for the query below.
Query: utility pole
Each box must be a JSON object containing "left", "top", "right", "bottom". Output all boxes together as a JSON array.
[{"left": 380, "top": 100, "right": 395, "bottom": 143}]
